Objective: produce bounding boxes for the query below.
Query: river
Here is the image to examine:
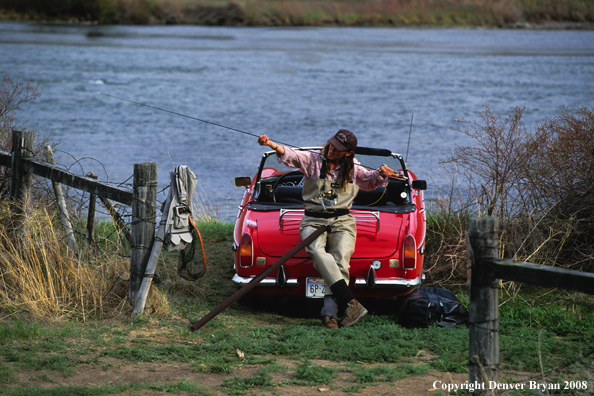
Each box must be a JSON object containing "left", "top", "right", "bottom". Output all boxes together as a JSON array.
[{"left": 1, "top": 23, "right": 593, "bottom": 220}]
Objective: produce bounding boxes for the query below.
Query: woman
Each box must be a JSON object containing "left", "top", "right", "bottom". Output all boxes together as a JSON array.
[{"left": 258, "top": 129, "right": 394, "bottom": 328}]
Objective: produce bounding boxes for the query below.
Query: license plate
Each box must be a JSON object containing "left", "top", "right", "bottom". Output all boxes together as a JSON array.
[{"left": 306, "top": 277, "right": 325, "bottom": 298}]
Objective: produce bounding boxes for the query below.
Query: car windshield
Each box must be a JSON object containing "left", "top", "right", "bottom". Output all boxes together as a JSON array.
[
  {"left": 260, "top": 147, "right": 406, "bottom": 175},
  {"left": 251, "top": 147, "right": 413, "bottom": 210}
]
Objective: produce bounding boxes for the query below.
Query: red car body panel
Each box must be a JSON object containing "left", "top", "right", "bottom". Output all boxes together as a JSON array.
[{"left": 232, "top": 148, "right": 426, "bottom": 298}]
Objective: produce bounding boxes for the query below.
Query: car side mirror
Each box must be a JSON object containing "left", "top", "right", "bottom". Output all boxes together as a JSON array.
[
  {"left": 412, "top": 180, "right": 427, "bottom": 191},
  {"left": 234, "top": 176, "right": 252, "bottom": 188}
]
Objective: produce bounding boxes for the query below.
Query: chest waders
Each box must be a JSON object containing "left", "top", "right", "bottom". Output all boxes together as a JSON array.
[{"left": 299, "top": 162, "right": 359, "bottom": 310}]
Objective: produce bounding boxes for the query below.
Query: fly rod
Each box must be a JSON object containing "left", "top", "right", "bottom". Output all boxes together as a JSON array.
[
  {"left": 100, "top": 92, "right": 402, "bottom": 175},
  {"left": 99, "top": 92, "right": 299, "bottom": 150}
]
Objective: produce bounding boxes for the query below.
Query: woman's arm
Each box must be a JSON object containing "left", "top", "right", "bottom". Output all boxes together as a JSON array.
[
  {"left": 354, "top": 161, "right": 396, "bottom": 191},
  {"left": 258, "top": 134, "right": 285, "bottom": 156}
]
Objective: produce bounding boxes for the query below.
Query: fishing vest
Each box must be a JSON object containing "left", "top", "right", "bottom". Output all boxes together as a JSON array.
[
  {"left": 302, "top": 159, "right": 358, "bottom": 217},
  {"left": 163, "top": 165, "right": 197, "bottom": 251}
]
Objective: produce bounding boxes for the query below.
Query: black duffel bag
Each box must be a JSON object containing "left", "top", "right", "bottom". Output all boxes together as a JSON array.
[{"left": 395, "top": 287, "right": 469, "bottom": 329}]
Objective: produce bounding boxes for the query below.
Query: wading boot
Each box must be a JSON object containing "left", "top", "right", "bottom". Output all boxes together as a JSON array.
[
  {"left": 339, "top": 299, "right": 368, "bottom": 327},
  {"left": 322, "top": 315, "right": 339, "bottom": 329}
]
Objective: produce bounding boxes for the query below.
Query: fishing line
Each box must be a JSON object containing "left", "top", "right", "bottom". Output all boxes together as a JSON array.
[
  {"left": 98, "top": 92, "right": 300, "bottom": 149},
  {"left": 99, "top": 92, "right": 400, "bottom": 175}
]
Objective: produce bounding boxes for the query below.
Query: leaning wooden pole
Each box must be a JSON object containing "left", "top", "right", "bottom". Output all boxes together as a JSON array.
[
  {"left": 99, "top": 196, "right": 132, "bottom": 244},
  {"left": 189, "top": 224, "right": 331, "bottom": 331},
  {"left": 132, "top": 196, "right": 172, "bottom": 316},
  {"left": 43, "top": 145, "right": 79, "bottom": 259},
  {"left": 468, "top": 217, "right": 500, "bottom": 395},
  {"left": 129, "top": 163, "right": 158, "bottom": 302}
]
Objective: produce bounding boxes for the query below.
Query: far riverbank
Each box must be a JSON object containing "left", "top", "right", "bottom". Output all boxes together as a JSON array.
[{"left": 1, "top": 0, "right": 593, "bottom": 29}]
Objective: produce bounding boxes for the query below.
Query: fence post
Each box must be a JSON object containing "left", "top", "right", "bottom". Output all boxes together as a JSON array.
[
  {"left": 468, "top": 217, "right": 500, "bottom": 394},
  {"left": 85, "top": 172, "right": 98, "bottom": 249},
  {"left": 9, "top": 130, "right": 35, "bottom": 245},
  {"left": 129, "top": 162, "right": 158, "bottom": 302}
]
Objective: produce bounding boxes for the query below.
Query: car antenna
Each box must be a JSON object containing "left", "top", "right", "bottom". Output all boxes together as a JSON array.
[{"left": 405, "top": 111, "right": 414, "bottom": 166}]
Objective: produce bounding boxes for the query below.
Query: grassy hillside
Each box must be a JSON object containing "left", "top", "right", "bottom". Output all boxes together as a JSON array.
[{"left": 0, "top": 0, "right": 593, "bottom": 28}]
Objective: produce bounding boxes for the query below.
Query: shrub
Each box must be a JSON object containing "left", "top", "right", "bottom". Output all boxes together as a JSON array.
[
  {"left": 0, "top": 73, "right": 49, "bottom": 201},
  {"left": 439, "top": 105, "right": 594, "bottom": 274},
  {"left": 0, "top": 0, "right": 104, "bottom": 20},
  {"left": 520, "top": 106, "right": 594, "bottom": 266}
]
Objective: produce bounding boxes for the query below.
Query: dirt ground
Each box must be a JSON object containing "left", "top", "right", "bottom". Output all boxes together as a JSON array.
[{"left": 11, "top": 356, "right": 474, "bottom": 395}]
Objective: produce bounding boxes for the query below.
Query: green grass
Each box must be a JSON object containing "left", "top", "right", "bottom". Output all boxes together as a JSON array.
[
  {"left": 195, "top": 220, "right": 235, "bottom": 242},
  {"left": 2, "top": 291, "right": 592, "bottom": 391},
  {"left": 293, "top": 359, "right": 337, "bottom": 384},
  {"left": 497, "top": 289, "right": 594, "bottom": 374},
  {"left": 1, "top": 221, "right": 593, "bottom": 394},
  {"left": 353, "top": 363, "right": 430, "bottom": 383},
  {"left": 0, "top": 360, "right": 16, "bottom": 383},
  {"left": 1, "top": 381, "right": 211, "bottom": 396},
  {"left": 222, "top": 369, "right": 275, "bottom": 393}
]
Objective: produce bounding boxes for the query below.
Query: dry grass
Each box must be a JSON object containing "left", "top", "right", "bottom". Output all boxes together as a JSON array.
[
  {"left": 2, "top": 0, "right": 592, "bottom": 26},
  {"left": 173, "top": 0, "right": 529, "bottom": 27},
  {"left": 0, "top": 201, "right": 169, "bottom": 321},
  {"left": 171, "top": 0, "right": 593, "bottom": 27},
  {"left": 0, "top": 173, "right": 222, "bottom": 321}
]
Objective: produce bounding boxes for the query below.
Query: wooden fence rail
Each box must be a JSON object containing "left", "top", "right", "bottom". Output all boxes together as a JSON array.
[
  {"left": 467, "top": 217, "right": 594, "bottom": 395},
  {"left": 0, "top": 130, "right": 157, "bottom": 303}
]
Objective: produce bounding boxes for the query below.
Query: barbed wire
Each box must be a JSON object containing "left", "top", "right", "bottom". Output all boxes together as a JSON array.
[
  {"left": 24, "top": 150, "right": 166, "bottom": 263},
  {"left": 17, "top": 149, "right": 594, "bottom": 384}
]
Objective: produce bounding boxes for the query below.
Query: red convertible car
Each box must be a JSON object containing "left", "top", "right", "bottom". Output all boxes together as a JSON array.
[{"left": 232, "top": 146, "right": 427, "bottom": 299}]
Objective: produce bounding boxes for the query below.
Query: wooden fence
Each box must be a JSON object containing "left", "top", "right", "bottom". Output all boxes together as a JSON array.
[
  {"left": 467, "top": 217, "right": 594, "bottom": 395},
  {"left": 0, "top": 130, "right": 158, "bottom": 305}
]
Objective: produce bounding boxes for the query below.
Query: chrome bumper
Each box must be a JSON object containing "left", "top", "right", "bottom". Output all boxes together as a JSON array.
[
  {"left": 232, "top": 273, "right": 299, "bottom": 287},
  {"left": 232, "top": 273, "right": 422, "bottom": 289},
  {"left": 354, "top": 276, "right": 422, "bottom": 289}
]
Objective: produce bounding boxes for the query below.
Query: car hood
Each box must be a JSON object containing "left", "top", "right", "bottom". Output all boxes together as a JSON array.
[{"left": 254, "top": 211, "right": 403, "bottom": 259}]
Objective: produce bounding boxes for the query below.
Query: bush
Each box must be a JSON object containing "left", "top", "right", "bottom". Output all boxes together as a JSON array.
[
  {"left": 520, "top": 106, "right": 594, "bottom": 266},
  {"left": 0, "top": 73, "right": 48, "bottom": 201},
  {"left": 440, "top": 105, "right": 594, "bottom": 273},
  {"left": 0, "top": 0, "right": 103, "bottom": 20},
  {"left": 0, "top": 0, "right": 164, "bottom": 23}
]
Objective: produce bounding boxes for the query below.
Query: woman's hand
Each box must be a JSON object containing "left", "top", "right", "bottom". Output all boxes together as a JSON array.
[
  {"left": 379, "top": 165, "right": 393, "bottom": 178},
  {"left": 258, "top": 134, "right": 271, "bottom": 147},
  {"left": 379, "top": 165, "right": 405, "bottom": 179},
  {"left": 258, "top": 135, "right": 284, "bottom": 155}
]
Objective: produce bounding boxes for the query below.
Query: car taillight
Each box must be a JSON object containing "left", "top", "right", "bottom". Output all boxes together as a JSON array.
[
  {"left": 403, "top": 235, "right": 416, "bottom": 270},
  {"left": 239, "top": 233, "right": 252, "bottom": 267}
]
